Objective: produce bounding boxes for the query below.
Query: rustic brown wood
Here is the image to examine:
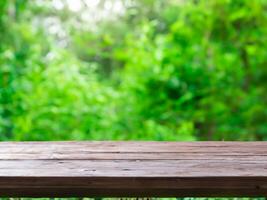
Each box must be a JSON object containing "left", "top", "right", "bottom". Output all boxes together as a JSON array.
[{"left": 0, "top": 141, "right": 267, "bottom": 197}]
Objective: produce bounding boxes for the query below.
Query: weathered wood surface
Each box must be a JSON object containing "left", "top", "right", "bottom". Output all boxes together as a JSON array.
[{"left": 0, "top": 141, "right": 267, "bottom": 197}]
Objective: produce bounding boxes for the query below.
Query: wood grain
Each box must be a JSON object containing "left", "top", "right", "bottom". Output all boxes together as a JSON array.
[{"left": 0, "top": 141, "right": 267, "bottom": 197}]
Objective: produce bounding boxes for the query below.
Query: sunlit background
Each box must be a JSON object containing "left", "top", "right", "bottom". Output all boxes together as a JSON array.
[{"left": 1, "top": 0, "right": 267, "bottom": 141}]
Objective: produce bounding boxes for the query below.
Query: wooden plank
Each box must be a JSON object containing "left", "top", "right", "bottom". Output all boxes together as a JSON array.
[
  {"left": 0, "top": 141, "right": 267, "bottom": 197},
  {"left": 0, "top": 159, "right": 267, "bottom": 176},
  {"left": 1, "top": 141, "right": 267, "bottom": 153},
  {"left": 1, "top": 153, "right": 267, "bottom": 160}
]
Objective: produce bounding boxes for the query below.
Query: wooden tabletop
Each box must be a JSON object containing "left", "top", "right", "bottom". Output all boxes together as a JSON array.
[{"left": 0, "top": 141, "right": 267, "bottom": 197}]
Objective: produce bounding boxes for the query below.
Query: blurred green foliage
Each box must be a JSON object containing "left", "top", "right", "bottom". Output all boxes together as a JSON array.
[{"left": 1, "top": 0, "right": 267, "bottom": 141}]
